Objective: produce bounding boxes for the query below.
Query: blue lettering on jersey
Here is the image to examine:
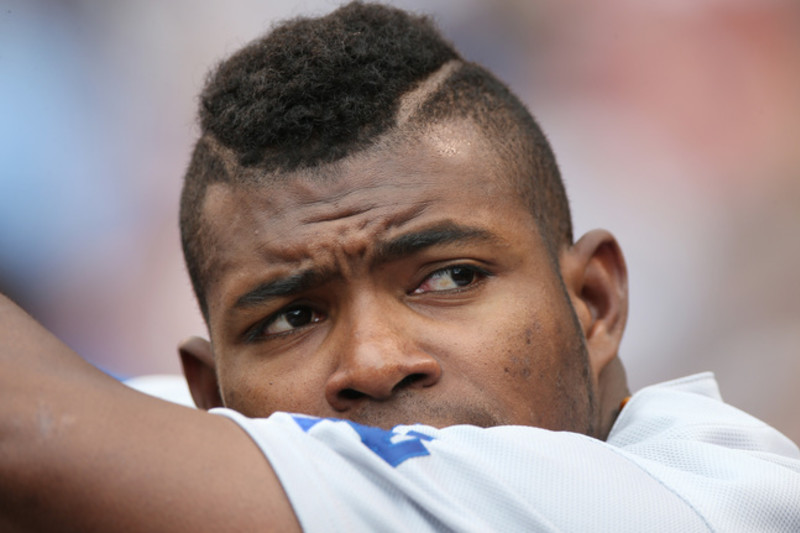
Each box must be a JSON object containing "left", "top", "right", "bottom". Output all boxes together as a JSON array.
[
  {"left": 292, "top": 415, "right": 323, "bottom": 433},
  {"left": 292, "top": 415, "right": 434, "bottom": 467}
]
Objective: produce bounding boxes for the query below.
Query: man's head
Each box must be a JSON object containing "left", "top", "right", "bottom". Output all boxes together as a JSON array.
[
  {"left": 178, "top": 2, "right": 629, "bottom": 439},
  {"left": 180, "top": 2, "right": 570, "bottom": 319}
]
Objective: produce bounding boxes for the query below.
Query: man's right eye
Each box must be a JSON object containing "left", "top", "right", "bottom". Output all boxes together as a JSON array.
[{"left": 247, "top": 305, "right": 325, "bottom": 342}]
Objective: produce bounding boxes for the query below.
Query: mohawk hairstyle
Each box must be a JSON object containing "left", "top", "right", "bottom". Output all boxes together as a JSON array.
[
  {"left": 180, "top": 1, "right": 572, "bottom": 320},
  {"left": 199, "top": 2, "right": 459, "bottom": 171}
]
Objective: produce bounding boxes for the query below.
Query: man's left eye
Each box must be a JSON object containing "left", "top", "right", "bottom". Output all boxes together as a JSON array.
[{"left": 412, "top": 265, "right": 488, "bottom": 294}]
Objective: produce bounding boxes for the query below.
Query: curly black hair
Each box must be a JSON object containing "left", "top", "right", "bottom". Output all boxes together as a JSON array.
[{"left": 180, "top": 1, "right": 571, "bottom": 319}]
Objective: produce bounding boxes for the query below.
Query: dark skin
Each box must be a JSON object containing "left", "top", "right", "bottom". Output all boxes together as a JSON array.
[
  {"left": 182, "top": 122, "right": 629, "bottom": 436},
  {"left": 0, "top": 121, "right": 628, "bottom": 531}
]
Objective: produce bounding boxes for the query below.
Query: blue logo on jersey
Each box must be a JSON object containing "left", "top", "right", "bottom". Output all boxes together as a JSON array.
[{"left": 292, "top": 416, "right": 434, "bottom": 467}]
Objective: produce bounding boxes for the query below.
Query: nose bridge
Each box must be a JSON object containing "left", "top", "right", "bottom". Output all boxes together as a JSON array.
[
  {"left": 343, "top": 291, "right": 410, "bottom": 375},
  {"left": 351, "top": 291, "right": 400, "bottom": 344},
  {"left": 325, "top": 290, "right": 441, "bottom": 409}
]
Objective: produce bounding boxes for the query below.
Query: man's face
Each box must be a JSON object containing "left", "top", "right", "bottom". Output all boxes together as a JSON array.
[{"left": 199, "top": 124, "right": 595, "bottom": 433}]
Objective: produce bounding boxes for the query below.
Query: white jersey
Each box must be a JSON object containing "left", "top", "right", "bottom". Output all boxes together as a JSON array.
[{"left": 212, "top": 373, "right": 800, "bottom": 532}]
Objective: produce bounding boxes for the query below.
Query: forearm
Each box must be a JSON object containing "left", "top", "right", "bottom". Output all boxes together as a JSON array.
[
  {"left": 0, "top": 294, "right": 119, "bottom": 529},
  {"left": 0, "top": 293, "right": 118, "bottom": 442},
  {"left": 0, "top": 294, "right": 299, "bottom": 532}
]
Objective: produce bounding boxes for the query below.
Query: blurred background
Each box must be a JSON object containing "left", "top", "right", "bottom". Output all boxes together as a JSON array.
[{"left": 1, "top": 0, "right": 798, "bottom": 442}]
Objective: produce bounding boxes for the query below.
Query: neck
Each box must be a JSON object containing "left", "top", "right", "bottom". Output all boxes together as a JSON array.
[{"left": 595, "top": 357, "right": 630, "bottom": 440}]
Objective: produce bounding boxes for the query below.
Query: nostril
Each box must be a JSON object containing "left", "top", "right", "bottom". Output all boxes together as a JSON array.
[
  {"left": 392, "top": 373, "right": 426, "bottom": 392},
  {"left": 339, "top": 388, "right": 366, "bottom": 400}
]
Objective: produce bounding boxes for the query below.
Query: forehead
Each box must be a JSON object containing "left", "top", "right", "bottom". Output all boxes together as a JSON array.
[{"left": 200, "top": 124, "right": 537, "bottom": 313}]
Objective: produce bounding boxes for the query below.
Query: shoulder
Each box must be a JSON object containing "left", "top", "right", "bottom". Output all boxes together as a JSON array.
[
  {"left": 608, "top": 372, "right": 800, "bottom": 531},
  {"left": 609, "top": 372, "right": 799, "bottom": 457},
  {"left": 213, "top": 410, "right": 710, "bottom": 531}
]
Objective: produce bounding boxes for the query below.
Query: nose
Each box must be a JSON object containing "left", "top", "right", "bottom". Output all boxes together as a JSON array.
[{"left": 324, "top": 308, "right": 442, "bottom": 412}]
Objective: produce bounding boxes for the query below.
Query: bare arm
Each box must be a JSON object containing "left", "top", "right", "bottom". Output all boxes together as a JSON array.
[{"left": 0, "top": 295, "right": 300, "bottom": 532}]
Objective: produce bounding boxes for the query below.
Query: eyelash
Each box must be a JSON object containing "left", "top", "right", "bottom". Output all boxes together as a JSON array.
[
  {"left": 410, "top": 263, "right": 491, "bottom": 295},
  {"left": 243, "top": 264, "right": 491, "bottom": 343},
  {"left": 244, "top": 303, "right": 325, "bottom": 343}
]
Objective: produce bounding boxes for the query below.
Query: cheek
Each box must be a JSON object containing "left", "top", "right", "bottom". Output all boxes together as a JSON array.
[
  {"left": 468, "top": 287, "right": 585, "bottom": 418},
  {"left": 218, "top": 354, "right": 326, "bottom": 417},
  {"left": 428, "top": 296, "right": 546, "bottom": 383}
]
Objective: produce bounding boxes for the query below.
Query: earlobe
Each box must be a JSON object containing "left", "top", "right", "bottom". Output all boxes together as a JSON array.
[
  {"left": 560, "top": 229, "right": 629, "bottom": 379},
  {"left": 179, "top": 336, "right": 225, "bottom": 410}
]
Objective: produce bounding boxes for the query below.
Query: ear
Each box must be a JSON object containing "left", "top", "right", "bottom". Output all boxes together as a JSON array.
[
  {"left": 179, "top": 336, "right": 224, "bottom": 410},
  {"left": 559, "top": 229, "right": 629, "bottom": 383}
]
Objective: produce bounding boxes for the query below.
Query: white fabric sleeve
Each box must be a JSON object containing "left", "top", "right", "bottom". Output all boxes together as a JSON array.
[
  {"left": 607, "top": 372, "right": 800, "bottom": 532},
  {"left": 210, "top": 410, "right": 710, "bottom": 532}
]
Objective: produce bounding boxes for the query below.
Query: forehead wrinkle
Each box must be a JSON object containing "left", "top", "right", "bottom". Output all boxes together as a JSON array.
[
  {"left": 296, "top": 180, "right": 429, "bottom": 223},
  {"left": 372, "top": 202, "right": 430, "bottom": 231},
  {"left": 238, "top": 200, "right": 438, "bottom": 297},
  {"left": 292, "top": 197, "right": 434, "bottom": 256}
]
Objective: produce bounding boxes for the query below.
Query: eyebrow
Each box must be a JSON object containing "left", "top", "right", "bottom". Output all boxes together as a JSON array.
[
  {"left": 374, "top": 221, "right": 496, "bottom": 264},
  {"left": 235, "top": 269, "right": 329, "bottom": 308},
  {"left": 233, "top": 221, "right": 498, "bottom": 310}
]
